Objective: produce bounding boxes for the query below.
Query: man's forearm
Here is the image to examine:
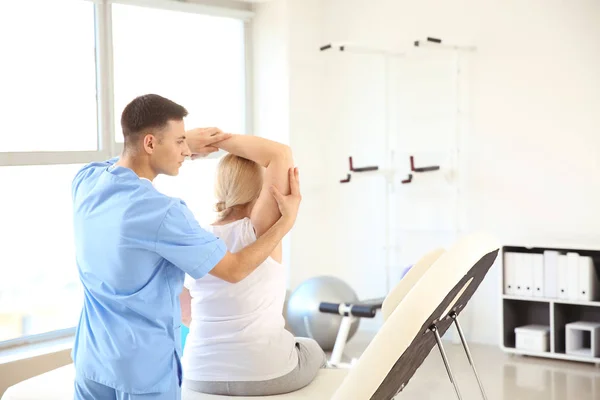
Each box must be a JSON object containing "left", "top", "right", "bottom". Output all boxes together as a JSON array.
[{"left": 230, "top": 217, "right": 292, "bottom": 280}]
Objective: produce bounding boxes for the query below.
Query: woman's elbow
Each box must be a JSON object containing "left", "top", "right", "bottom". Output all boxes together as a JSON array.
[{"left": 276, "top": 144, "right": 293, "bottom": 164}]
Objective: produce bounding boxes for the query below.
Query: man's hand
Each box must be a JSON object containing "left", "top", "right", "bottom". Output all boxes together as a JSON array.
[
  {"left": 270, "top": 167, "right": 301, "bottom": 228},
  {"left": 186, "top": 128, "right": 231, "bottom": 158}
]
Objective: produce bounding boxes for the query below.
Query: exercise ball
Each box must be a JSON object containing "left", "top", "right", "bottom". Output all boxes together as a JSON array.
[{"left": 286, "top": 276, "right": 360, "bottom": 351}]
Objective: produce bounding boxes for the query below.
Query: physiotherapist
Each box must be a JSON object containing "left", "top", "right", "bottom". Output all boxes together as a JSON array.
[{"left": 71, "top": 94, "right": 302, "bottom": 400}]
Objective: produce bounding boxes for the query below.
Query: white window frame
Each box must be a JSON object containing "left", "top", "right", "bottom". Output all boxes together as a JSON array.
[
  {"left": 0, "top": 0, "right": 253, "bottom": 167},
  {"left": 0, "top": 0, "right": 253, "bottom": 349}
]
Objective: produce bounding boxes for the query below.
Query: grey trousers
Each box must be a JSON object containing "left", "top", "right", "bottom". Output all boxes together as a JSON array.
[{"left": 183, "top": 337, "right": 327, "bottom": 396}]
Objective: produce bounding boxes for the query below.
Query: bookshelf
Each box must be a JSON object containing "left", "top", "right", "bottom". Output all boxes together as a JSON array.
[{"left": 501, "top": 245, "right": 600, "bottom": 366}]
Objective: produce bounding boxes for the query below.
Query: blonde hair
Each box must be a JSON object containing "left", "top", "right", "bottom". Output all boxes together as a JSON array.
[{"left": 214, "top": 154, "right": 263, "bottom": 220}]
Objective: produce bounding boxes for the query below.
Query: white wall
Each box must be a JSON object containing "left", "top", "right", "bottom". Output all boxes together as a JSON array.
[
  {"left": 251, "top": 0, "right": 289, "bottom": 146},
  {"left": 251, "top": 0, "right": 293, "bottom": 284},
  {"left": 252, "top": 0, "right": 600, "bottom": 343}
]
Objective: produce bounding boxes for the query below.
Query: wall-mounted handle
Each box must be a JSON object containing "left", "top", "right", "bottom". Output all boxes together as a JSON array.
[
  {"left": 410, "top": 156, "right": 440, "bottom": 173},
  {"left": 349, "top": 156, "right": 379, "bottom": 173}
]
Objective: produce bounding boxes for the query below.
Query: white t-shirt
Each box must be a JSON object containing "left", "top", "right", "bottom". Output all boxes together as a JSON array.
[{"left": 182, "top": 217, "right": 298, "bottom": 382}]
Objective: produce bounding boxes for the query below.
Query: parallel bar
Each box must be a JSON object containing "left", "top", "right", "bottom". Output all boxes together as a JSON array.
[
  {"left": 414, "top": 40, "right": 477, "bottom": 52},
  {"left": 318, "top": 42, "right": 406, "bottom": 57},
  {"left": 451, "top": 312, "right": 488, "bottom": 400},
  {"left": 431, "top": 325, "right": 463, "bottom": 400},
  {"left": 0, "top": 151, "right": 108, "bottom": 167}
]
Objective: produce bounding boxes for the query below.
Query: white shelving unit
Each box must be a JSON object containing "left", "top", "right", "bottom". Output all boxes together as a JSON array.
[{"left": 500, "top": 246, "right": 600, "bottom": 366}]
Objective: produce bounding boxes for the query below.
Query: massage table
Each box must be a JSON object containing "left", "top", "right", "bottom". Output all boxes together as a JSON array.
[{"left": 2, "top": 232, "right": 499, "bottom": 400}]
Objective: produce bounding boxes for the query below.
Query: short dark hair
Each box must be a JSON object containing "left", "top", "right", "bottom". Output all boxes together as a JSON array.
[{"left": 120, "top": 94, "right": 188, "bottom": 149}]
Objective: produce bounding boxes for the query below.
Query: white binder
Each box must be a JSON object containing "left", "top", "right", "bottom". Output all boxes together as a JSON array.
[
  {"left": 558, "top": 255, "right": 569, "bottom": 299},
  {"left": 532, "top": 254, "right": 545, "bottom": 298},
  {"left": 521, "top": 253, "right": 534, "bottom": 297},
  {"left": 504, "top": 252, "right": 518, "bottom": 295},
  {"left": 543, "top": 250, "right": 559, "bottom": 298},
  {"left": 514, "top": 253, "right": 525, "bottom": 296},
  {"left": 567, "top": 252, "right": 580, "bottom": 300},
  {"left": 578, "top": 256, "right": 598, "bottom": 301}
]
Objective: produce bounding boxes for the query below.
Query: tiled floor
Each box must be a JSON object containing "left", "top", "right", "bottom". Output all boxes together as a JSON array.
[{"left": 340, "top": 331, "right": 600, "bottom": 400}]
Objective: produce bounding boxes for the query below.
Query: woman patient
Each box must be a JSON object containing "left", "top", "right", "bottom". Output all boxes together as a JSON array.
[{"left": 180, "top": 134, "right": 326, "bottom": 396}]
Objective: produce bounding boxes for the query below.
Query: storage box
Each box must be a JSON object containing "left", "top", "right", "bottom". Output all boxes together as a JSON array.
[
  {"left": 566, "top": 321, "right": 600, "bottom": 358},
  {"left": 515, "top": 325, "right": 550, "bottom": 352}
]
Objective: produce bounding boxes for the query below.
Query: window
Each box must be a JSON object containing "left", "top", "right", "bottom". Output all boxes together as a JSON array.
[
  {"left": 0, "top": 164, "right": 84, "bottom": 343},
  {"left": 0, "top": 1, "right": 249, "bottom": 347},
  {"left": 154, "top": 159, "right": 221, "bottom": 227},
  {"left": 112, "top": 4, "right": 247, "bottom": 141},
  {"left": 112, "top": 3, "right": 247, "bottom": 227},
  {"left": 0, "top": 0, "right": 98, "bottom": 153}
]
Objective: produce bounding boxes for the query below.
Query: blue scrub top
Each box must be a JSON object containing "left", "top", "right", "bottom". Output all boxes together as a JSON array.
[{"left": 71, "top": 158, "right": 226, "bottom": 394}]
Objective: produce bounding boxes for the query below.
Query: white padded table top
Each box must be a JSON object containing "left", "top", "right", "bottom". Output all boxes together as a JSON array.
[
  {"left": 2, "top": 364, "right": 74, "bottom": 400},
  {"left": 1, "top": 363, "right": 348, "bottom": 400}
]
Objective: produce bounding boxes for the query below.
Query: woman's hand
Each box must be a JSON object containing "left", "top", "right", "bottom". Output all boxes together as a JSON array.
[
  {"left": 186, "top": 127, "right": 231, "bottom": 158},
  {"left": 270, "top": 167, "right": 301, "bottom": 228}
]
